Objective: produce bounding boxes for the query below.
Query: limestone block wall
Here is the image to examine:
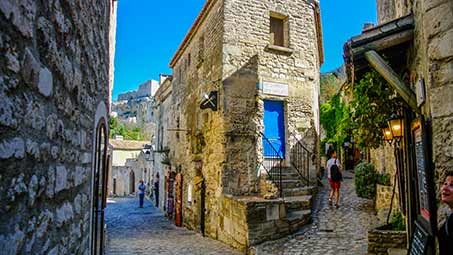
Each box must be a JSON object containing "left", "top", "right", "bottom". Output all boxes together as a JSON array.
[
  {"left": 169, "top": 0, "right": 226, "bottom": 240},
  {"left": 0, "top": 0, "right": 111, "bottom": 254},
  {"left": 219, "top": 195, "right": 249, "bottom": 251},
  {"left": 222, "top": 0, "right": 321, "bottom": 189},
  {"left": 368, "top": 227, "right": 407, "bottom": 255},
  {"left": 405, "top": 0, "right": 453, "bottom": 218},
  {"left": 219, "top": 195, "right": 289, "bottom": 252}
]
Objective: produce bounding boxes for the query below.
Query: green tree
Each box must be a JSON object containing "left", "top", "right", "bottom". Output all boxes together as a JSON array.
[
  {"left": 320, "top": 70, "right": 403, "bottom": 151},
  {"left": 349, "top": 70, "right": 401, "bottom": 149},
  {"left": 109, "top": 116, "right": 147, "bottom": 141},
  {"left": 320, "top": 93, "right": 351, "bottom": 150}
]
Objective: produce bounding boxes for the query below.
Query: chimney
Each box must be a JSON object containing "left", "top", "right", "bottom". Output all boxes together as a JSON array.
[{"left": 362, "top": 22, "right": 375, "bottom": 31}]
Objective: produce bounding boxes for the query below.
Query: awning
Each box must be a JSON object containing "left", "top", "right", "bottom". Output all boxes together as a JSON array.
[{"left": 343, "top": 14, "right": 418, "bottom": 111}]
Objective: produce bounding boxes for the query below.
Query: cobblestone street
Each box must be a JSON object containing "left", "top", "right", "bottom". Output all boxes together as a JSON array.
[
  {"left": 254, "top": 171, "right": 379, "bottom": 255},
  {"left": 105, "top": 197, "right": 241, "bottom": 255}
]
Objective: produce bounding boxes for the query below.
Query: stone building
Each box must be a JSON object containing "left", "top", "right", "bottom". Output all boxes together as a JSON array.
[
  {"left": 153, "top": 75, "right": 173, "bottom": 210},
  {"left": 161, "top": 0, "right": 323, "bottom": 251},
  {"left": 344, "top": 0, "right": 453, "bottom": 253},
  {"left": 108, "top": 138, "right": 152, "bottom": 197},
  {"left": 0, "top": 0, "right": 116, "bottom": 254},
  {"left": 117, "top": 79, "right": 159, "bottom": 101},
  {"left": 112, "top": 80, "right": 159, "bottom": 140}
]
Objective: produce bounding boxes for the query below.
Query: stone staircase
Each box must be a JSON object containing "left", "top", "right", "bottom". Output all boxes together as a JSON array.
[{"left": 279, "top": 166, "right": 316, "bottom": 233}]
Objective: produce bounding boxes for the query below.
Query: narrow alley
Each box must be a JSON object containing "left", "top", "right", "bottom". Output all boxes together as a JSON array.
[
  {"left": 254, "top": 171, "right": 379, "bottom": 255},
  {"left": 105, "top": 198, "right": 241, "bottom": 255}
]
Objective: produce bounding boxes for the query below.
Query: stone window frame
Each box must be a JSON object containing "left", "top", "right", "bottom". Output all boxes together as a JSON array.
[{"left": 267, "top": 11, "right": 294, "bottom": 54}]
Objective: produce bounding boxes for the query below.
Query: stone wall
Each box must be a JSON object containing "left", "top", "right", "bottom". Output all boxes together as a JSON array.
[
  {"left": 375, "top": 184, "right": 401, "bottom": 222},
  {"left": 0, "top": 0, "right": 112, "bottom": 254},
  {"left": 153, "top": 78, "right": 172, "bottom": 211},
  {"left": 168, "top": 0, "right": 226, "bottom": 241},
  {"left": 370, "top": 145, "right": 401, "bottom": 221},
  {"left": 373, "top": 0, "right": 453, "bottom": 226},
  {"left": 219, "top": 195, "right": 249, "bottom": 251},
  {"left": 109, "top": 152, "right": 152, "bottom": 197},
  {"left": 401, "top": 0, "right": 453, "bottom": 222},
  {"left": 368, "top": 227, "right": 407, "bottom": 255}
]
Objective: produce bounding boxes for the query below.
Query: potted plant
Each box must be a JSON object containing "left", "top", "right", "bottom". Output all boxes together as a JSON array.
[{"left": 368, "top": 211, "right": 407, "bottom": 255}]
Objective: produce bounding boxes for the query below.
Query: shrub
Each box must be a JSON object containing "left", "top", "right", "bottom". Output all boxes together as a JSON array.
[
  {"left": 376, "top": 173, "right": 391, "bottom": 186},
  {"left": 389, "top": 211, "right": 406, "bottom": 231},
  {"left": 354, "top": 162, "right": 378, "bottom": 199}
]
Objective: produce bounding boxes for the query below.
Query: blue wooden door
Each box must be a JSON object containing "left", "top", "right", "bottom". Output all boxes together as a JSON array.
[{"left": 263, "top": 100, "right": 285, "bottom": 158}]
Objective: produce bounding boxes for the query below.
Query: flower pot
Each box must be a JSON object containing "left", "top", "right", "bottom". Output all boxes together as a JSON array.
[{"left": 367, "top": 224, "right": 407, "bottom": 255}]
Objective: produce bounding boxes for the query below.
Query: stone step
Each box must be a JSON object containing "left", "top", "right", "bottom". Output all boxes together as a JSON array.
[
  {"left": 284, "top": 195, "right": 312, "bottom": 211},
  {"left": 286, "top": 209, "right": 312, "bottom": 232},
  {"left": 283, "top": 186, "right": 315, "bottom": 197},
  {"left": 279, "top": 173, "right": 303, "bottom": 181},
  {"left": 280, "top": 179, "right": 303, "bottom": 189}
]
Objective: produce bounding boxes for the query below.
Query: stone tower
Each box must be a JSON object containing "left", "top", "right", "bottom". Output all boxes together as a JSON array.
[{"left": 164, "top": 0, "right": 323, "bottom": 250}]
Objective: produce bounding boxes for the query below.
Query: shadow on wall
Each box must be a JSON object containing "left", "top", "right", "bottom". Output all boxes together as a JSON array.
[{"left": 222, "top": 54, "right": 260, "bottom": 196}]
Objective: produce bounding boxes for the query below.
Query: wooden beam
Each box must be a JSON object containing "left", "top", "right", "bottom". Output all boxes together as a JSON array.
[
  {"left": 364, "top": 50, "right": 418, "bottom": 111},
  {"left": 352, "top": 30, "right": 413, "bottom": 58}
]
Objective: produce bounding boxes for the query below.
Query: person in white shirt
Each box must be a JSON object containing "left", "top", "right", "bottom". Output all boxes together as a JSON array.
[{"left": 326, "top": 151, "right": 342, "bottom": 208}]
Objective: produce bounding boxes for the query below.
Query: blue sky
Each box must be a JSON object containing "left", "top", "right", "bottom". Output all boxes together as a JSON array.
[{"left": 112, "top": 0, "right": 377, "bottom": 100}]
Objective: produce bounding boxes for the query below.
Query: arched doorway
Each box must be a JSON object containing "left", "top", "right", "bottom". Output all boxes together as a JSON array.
[
  {"left": 129, "top": 171, "right": 135, "bottom": 194},
  {"left": 90, "top": 117, "right": 108, "bottom": 255}
]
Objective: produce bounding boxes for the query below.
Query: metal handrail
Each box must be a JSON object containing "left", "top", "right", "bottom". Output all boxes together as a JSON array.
[
  {"left": 259, "top": 131, "right": 283, "bottom": 198},
  {"left": 290, "top": 134, "right": 312, "bottom": 186}
]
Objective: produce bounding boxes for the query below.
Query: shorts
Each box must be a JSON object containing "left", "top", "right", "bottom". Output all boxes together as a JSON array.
[{"left": 328, "top": 178, "right": 341, "bottom": 189}]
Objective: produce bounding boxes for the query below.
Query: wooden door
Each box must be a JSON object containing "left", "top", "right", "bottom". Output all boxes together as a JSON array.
[{"left": 175, "top": 173, "right": 183, "bottom": 227}]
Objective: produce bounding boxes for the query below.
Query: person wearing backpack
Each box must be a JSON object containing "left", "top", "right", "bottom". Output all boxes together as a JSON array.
[{"left": 327, "top": 151, "right": 342, "bottom": 208}]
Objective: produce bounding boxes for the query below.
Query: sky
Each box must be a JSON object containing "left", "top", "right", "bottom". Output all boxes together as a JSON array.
[{"left": 112, "top": 0, "right": 377, "bottom": 101}]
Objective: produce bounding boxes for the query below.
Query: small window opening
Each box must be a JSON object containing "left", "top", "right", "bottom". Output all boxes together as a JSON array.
[{"left": 270, "top": 13, "right": 289, "bottom": 47}]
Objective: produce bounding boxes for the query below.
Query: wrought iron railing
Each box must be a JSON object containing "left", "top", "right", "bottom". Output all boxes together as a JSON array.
[
  {"left": 290, "top": 134, "right": 311, "bottom": 186},
  {"left": 259, "top": 131, "right": 283, "bottom": 198}
]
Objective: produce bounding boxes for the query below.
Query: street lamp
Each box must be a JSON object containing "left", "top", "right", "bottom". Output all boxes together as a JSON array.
[
  {"left": 382, "top": 127, "right": 394, "bottom": 143},
  {"left": 380, "top": 111, "right": 405, "bottom": 224},
  {"left": 381, "top": 113, "right": 404, "bottom": 145},
  {"left": 388, "top": 113, "right": 404, "bottom": 144}
]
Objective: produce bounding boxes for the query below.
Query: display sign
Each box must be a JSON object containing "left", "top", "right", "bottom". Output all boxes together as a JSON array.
[
  {"left": 414, "top": 126, "right": 430, "bottom": 222},
  {"left": 261, "top": 81, "right": 289, "bottom": 97},
  {"left": 408, "top": 221, "right": 429, "bottom": 255}
]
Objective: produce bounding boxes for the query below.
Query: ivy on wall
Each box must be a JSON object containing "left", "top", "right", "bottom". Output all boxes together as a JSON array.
[{"left": 320, "top": 69, "right": 402, "bottom": 150}]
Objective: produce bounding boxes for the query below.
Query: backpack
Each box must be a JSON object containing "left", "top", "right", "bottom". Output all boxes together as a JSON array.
[{"left": 330, "top": 159, "right": 342, "bottom": 182}]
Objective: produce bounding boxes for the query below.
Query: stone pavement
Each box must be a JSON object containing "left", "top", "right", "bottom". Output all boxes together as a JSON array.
[
  {"left": 105, "top": 197, "right": 241, "bottom": 255},
  {"left": 253, "top": 171, "right": 379, "bottom": 255}
]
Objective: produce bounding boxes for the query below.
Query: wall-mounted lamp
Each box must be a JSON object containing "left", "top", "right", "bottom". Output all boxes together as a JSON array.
[
  {"left": 382, "top": 127, "right": 393, "bottom": 143},
  {"left": 381, "top": 113, "right": 404, "bottom": 146},
  {"left": 389, "top": 114, "right": 404, "bottom": 141}
]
